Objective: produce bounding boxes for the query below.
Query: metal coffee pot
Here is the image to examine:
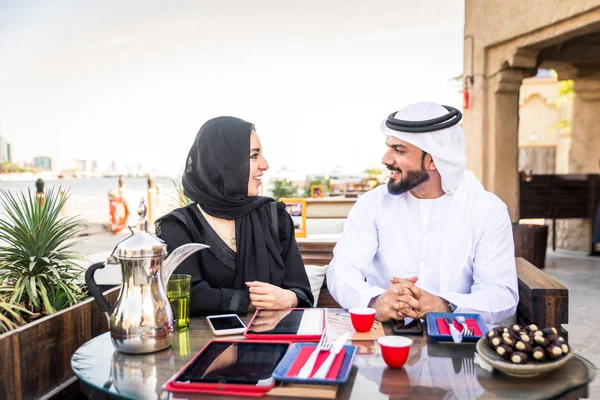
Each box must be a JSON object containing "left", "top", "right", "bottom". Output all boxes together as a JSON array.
[{"left": 85, "top": 199, "right": 208, "bottom": 354}]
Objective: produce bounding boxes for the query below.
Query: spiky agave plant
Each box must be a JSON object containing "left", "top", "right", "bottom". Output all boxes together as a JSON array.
[
  {"left": 0, "top": 285, "right": 32, "bottom": 333},
  {"left": 0, "top": 188, "right": 87, "bottom": 322}
]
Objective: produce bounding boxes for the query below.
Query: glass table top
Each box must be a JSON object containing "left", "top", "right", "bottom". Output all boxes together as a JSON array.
[{"left": 71, "top": 312, "right": 596, "bottom": 400}]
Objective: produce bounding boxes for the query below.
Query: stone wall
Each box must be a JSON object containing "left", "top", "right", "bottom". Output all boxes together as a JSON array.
[
  {"left": 547, "top": 219, "right": 591, "bottom": 252},
  {"left": 465, "top": 1, "right": 600, "bottom": 48}
]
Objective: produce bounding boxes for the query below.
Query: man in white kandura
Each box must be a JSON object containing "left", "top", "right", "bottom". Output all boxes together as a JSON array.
[{"left": 326, "top": 102, "right": 518, "bottom": 325}]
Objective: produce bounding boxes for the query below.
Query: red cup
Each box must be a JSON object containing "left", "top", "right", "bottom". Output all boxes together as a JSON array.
[
  {"left": 377, "top": 336, "right": 413, "bottom": 368},
  {"left": 349, "top": 307, "right": 376, "bottom": 332}
]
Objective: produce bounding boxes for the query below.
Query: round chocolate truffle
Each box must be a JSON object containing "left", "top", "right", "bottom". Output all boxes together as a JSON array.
[{"left": 511, "top": 352, "right": 529, "bottom": 364}]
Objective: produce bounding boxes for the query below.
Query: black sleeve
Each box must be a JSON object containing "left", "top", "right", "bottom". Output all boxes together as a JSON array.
[
  {"left": 158, "top": 217, "right": 249, "bottom": 315},
  {"left": 277, "top": 206, "right": 314, "bottom": 307}
]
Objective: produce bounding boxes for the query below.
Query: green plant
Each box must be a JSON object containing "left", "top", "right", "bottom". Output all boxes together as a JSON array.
[
  {"left": 557, "top": 79, "right": 574, "bottom": 101},
  {"left": 0, "top": 287, "right": 32, "bottom": 333},
  {"left": 0, "top": 188, "right": 86, "bottom": 332},
  {"left": 303, "top": 176, "right": 330, "bottom": 197},
  {"left": 552, "top": 119, "right": 571, "bottom": 134},
  {"left": 364, "top": 167, "right": 383, "bottom": 178},
  {"left": 271, "top": 178, "right": 297, "bottom": 201},
  {"left": 0, "top": 161, "right": 38, "bottom": 174},
  {"left": 46, "top": 280, "right": 82, "bottom": 312},
  {"left": 552, "top": 78, "right": 574, "bottom": 136},
  {"left": 170, "top": 179, "right": 193, "bottom": 209}
]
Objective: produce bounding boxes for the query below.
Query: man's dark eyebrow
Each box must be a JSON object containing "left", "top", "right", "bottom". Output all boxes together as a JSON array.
[
  {"left": 250, "top": 147, "right": 261, "bottom": 152},
  {"left": 389, "top": 144, "right": 408, "bottom": 150}
]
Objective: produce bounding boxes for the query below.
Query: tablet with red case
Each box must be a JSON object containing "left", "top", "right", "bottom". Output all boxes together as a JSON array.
[
  {"left": 164, "top": 339, "right": 291, "bottom": 396},
  {"left": 244, "top": 308, "right": 326, "bottom": 342}
]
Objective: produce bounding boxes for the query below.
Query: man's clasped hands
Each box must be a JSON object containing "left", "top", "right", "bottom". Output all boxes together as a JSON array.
[{"left": 369, "top": 276, "right": 449, "bottom": 322}]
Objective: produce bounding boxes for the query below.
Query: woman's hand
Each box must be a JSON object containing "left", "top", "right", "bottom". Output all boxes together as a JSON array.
[{"left": 246, "top": 281, "right": 298, "bottom": 309}]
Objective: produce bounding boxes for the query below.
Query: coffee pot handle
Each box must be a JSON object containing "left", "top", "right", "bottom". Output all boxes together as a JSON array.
[{"left": 85, "top": 262, "right": 112, "bottom": 316}]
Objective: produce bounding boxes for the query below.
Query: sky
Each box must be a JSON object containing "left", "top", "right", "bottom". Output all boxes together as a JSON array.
[{"left": 0, "top": 0, "right": 465, "bottom": 177}]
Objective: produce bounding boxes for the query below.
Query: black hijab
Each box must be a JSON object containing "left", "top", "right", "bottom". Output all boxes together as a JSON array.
[
  {"left": 182, "top": 116, "right": 284, "bottom": 287},
  {"left": 182, "top": 116, "right": 271, "bottom": 218}
]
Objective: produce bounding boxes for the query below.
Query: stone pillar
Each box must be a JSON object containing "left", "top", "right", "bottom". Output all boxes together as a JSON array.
[
  {"left": 570, "top": 75, "right": 600, "bottom": 173},
  {"left": 555, "top": 128, "right": 572, "bottom": 174},
  {"left": 554, "top": 73, "right": 600, "bottom": 252},
  {"left": 485, "top": 68, "right": 528, "bottom": 221}
]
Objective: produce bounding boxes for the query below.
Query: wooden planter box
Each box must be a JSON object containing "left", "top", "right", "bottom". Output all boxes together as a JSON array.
[
  {"left": 0, "top": 286, "right": 119, "bottom": 400},
  {"left": 513, "top": 223, "right": 548, "bottom": 269}
]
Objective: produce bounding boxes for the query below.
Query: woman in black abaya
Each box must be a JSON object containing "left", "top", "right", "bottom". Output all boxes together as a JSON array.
[{"left": 156, "top": 117, "right": 313, "bottom": 315}]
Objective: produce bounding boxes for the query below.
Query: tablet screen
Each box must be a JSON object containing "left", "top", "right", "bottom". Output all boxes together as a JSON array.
[
  {"left": 246, "top": 309, "right": 324, "bottom": 335},
  {"left": 176, "top": 342, "right": 289, "bottom": 385}
]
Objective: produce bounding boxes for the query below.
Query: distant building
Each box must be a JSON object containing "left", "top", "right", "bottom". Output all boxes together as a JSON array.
[
  {"left": 76, "top": 159, "right": 87, "bottom": 172},
  {"left": 0, "top": 135, "right": 11, "bottom": 163},
  {"left": 73, "top": 159, "right": 100, "bottom": 176},
  {"left": 33, "top": 156, "right": 52, "bottom": 170},
  {"left": 77, "top": 159, "right": 95, "bottom": 172}
]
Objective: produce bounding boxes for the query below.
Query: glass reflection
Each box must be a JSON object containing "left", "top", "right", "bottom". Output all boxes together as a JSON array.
[
  {"left": 176, "top": 330, "right": 191, "bottom": 358},
  {"left": 355, "top": 340, "right": 485, "bottom": 400},
  {"left": 103, "top": 349, "right": 175, "bottom": 400}
]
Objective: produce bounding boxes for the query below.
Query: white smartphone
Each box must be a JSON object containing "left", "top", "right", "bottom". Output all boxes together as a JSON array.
[{"left": 206, "top": 314, "right": 247, "bottom": 336}]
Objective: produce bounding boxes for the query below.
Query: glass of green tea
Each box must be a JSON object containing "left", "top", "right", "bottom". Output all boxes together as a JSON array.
[{"left": 167, "top": 274, "right": 191, "bottom": 330}]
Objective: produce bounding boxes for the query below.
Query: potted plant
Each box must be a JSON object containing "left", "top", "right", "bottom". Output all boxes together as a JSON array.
[
  {"left": 304, "top": 176, "right": 329, "bottom": 198},
  {"left": 0, "top": 188, "right": 86, "bottom": 328},
  {"left": 272, "top": 178, "right": 298, "bottom": 201},
  {"left": 0, "top": 188, "right": 120, "bottom": 399}
]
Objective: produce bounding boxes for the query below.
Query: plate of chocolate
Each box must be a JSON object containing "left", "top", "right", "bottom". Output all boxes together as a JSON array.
[{"left": 476, "top": 323, "right": 573, "bottom": 377}]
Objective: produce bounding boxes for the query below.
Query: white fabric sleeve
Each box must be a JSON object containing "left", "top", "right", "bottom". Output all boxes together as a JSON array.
[
  {"left": 326, "top": 193, "right": 386, "bottom": 309},
  {"left": 439, "top": 204, "right": 519, "bottom": 325}
]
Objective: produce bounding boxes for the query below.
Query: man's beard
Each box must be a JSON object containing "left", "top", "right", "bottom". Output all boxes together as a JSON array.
[{"left": 386, "top": 160, "right": 430, "bottom": 195}]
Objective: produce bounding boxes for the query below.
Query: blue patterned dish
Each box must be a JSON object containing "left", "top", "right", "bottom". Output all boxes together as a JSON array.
[
  {"left": 426, "top": 312, "right": 489, "bottom": 343},
  {"left": 272, "top": 342, "right": 357, "bottom": 385}
]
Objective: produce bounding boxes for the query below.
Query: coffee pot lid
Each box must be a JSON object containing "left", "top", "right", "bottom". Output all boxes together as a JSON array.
[{"left": 115, "top": 198, "right": 167, "bottom": 259}]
